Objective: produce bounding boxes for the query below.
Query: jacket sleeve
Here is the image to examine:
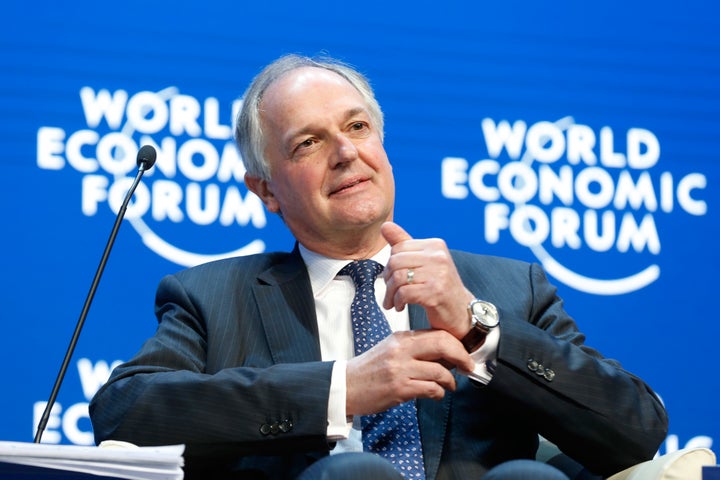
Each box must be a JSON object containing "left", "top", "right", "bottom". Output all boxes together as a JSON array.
[
  {"left": 487, "top": 261, "right": 668, "bottom": 476},
  {"left": 89, "top": 267, "right": 334, "bottom": 457}
]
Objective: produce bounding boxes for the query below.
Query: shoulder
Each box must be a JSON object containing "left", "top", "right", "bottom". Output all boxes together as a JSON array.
[
  {"left": 162, "top": 250, "right": 299, "bottom": 292},
  {"left": 450, "top": 249, "right": 554, "bottom": 294},
  {"left": 450, "top": 249, "right": 533, "bottom": 273},
  {"left": 177, "top": 251, "right": 294, "bottom": 277}
]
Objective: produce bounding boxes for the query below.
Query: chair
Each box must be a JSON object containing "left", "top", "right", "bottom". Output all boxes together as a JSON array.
[{"left": 536, "top": 439, "right": 717, "bottom": 480}]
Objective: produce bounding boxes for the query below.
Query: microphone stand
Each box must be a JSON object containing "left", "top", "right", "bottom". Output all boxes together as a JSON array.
[{"left": 34, "top": 156, "right": 154, "bottom": 444}]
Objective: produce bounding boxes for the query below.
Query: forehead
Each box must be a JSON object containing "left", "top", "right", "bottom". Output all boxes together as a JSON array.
[{"left": 260, "top": 67, "right": 366, "bottom": 127}]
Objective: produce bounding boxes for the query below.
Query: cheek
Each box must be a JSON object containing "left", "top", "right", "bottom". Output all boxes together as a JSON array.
[
  {"left": 274, "top": 169, "right": 320, "bottom": 206},
  {"left": 363, "top": 140, "right": 391, "bottom": 169}
]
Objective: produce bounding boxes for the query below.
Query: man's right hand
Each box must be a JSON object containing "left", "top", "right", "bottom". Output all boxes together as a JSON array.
[{"left": 345, "top": 329, "right": 474, "bottom": 416}]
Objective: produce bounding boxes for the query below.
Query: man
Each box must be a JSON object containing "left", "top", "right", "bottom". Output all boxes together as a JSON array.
[{"left": 90, "top": 54, "right": 668, "bottom": 479}]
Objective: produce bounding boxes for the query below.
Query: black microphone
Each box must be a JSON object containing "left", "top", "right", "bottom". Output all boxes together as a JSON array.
[
  {"left": 136, "top": 144, "right": 157, "bottom": 172},
  {"left": 34, "top": 145, "right": 157, "bottom": 444}
]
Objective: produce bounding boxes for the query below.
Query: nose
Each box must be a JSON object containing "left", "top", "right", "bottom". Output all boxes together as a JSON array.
[{"left": 329, "top": 133, "right": 358, "bottom": 168}]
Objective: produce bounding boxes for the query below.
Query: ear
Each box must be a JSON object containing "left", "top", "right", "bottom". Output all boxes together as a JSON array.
[{"left": 245, "top": 173, "right": 281, "bottom": 213}]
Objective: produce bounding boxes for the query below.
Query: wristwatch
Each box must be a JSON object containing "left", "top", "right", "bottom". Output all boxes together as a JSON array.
[{"left": 460, "top": 299, "right": 500, "bottom": 352}]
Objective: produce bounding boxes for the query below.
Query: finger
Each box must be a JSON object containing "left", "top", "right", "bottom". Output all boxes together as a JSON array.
[
  {"left": 383, "top": 269, "right": 422, "bottom": 312},
  {"left": 387, "top": 266, "right": 421, "bottom": 287},
  {"left": 403, "top": 330, "right": 475, "bottom": 373},
  {"left": 383, "top": 267, "right": 416, "bottom": 311},
  {"left": 407, "top": 359, "right": 459, "bottom": 392},
  {"left": 381, "top": 221, "right": 413, "bottom": 247},
  {"left": 383, "top": 267, "right": 436, "bottom": 312},
  {"left": 415, "top": 381, "right": 449, "bottom": 401}
]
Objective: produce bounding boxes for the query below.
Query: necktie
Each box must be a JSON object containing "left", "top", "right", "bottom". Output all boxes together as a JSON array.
[{"left": 339, "top": 260, "right": 426, "bottom": 479}]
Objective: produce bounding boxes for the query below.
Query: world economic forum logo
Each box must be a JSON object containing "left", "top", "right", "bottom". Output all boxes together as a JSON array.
[
  {"left": 441, "top": 117, "right": 707, "bottom": 295},
  {"left": 36, "top": 86, "right": 267, "bottom": 266}
]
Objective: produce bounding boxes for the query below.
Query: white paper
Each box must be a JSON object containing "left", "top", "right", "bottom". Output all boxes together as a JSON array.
[{"left": 0, "top": 441, "right": 184, "bottom": 480}]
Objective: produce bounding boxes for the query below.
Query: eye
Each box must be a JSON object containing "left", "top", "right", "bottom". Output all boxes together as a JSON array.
[
  {"left": 291, "top": 137, "right": 316, "bottom": 154},
  {"left": 348, "top": 121, "right": 370, "bottom": 137}
]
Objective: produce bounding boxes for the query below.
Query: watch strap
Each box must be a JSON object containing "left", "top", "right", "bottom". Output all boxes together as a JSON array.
[{"left": 460, "top": 323, "right": 489, "bottom": 352}]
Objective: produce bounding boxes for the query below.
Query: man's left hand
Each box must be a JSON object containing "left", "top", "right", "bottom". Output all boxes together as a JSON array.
[{"left": 381, "top": 221, "right": 474, "bottom": 339}]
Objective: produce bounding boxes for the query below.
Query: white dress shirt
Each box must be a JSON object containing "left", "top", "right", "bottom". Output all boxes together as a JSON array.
[{"left": 298, "top": 244, "right": 499, "bottom": 452}]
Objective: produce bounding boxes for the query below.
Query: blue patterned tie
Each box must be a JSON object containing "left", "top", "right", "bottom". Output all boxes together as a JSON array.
[{"left": 339, "top": 260, "right": 426, "bottom": 479}]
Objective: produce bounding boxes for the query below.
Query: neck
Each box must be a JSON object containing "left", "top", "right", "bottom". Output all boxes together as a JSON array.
[{"left": 298, "top": 230, "right": 387, "bottom": 260}]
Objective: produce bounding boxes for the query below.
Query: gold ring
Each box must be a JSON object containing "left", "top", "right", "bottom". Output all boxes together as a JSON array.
[{"left": 407, "top": 268, "right": 415, "bottom": 284}]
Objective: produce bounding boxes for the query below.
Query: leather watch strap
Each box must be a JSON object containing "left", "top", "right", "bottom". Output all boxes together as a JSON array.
[{"left": 460, "top": 324, "right": 489, "bottom": 352}]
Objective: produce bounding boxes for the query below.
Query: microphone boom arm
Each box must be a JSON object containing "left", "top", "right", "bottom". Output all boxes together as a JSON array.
[{"left": 34, "top": 152, "right": 154, "bottom": 444}]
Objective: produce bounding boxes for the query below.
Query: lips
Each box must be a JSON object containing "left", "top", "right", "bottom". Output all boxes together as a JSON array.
[{"left": 329, "top": 176, "right": 368, "bottom": 195}]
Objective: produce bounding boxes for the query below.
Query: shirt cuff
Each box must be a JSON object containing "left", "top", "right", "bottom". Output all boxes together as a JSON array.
[
  {"left": 465, "top": 325, "right": 500, "bottom": 385},
  {"left": 326, "top": 360, "right": 352, "bottom": 440}
]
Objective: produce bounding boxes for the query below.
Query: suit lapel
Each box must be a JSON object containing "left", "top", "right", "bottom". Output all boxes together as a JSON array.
[
  {"left": 250, "top": 255, "right": 451, "bottom": 478},
  {"left": 410, "top": 304, "right": 451, "bottom": 480},
  {"left": 252, "top": 248, "right": 322, "bottom": 364}
]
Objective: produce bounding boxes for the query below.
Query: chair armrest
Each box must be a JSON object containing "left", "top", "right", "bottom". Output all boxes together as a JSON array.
[{"left": 607, "top": 448, "right": 716, "bottom": 480}]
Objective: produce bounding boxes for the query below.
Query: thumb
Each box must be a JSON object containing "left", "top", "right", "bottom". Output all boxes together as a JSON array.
[{"left": 381, "top": 221, "right": 413, "bottom": 246}]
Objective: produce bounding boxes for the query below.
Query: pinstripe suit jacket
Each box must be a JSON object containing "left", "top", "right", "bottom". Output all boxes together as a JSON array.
[{"left": 89, "top": 246, "right": 668, "bottom": 479}]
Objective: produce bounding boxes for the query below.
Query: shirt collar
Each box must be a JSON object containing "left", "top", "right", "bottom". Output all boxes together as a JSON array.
[{"left": 298, "top": 243, "right": 391, "bottom": 297}]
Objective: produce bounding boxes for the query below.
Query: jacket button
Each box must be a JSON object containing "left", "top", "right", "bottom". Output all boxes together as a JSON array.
[
  {"left": 544, "top": 369, "right": 555, "bottom": 382},
  {"left": 527, "top": 358, "right": 539, "bottom": 372},
  {"left": 280, "top": 420, "right": 293, "bottom": 433},
  {"left": 260, "top": 423, "right": 271, "bottom": 435}
]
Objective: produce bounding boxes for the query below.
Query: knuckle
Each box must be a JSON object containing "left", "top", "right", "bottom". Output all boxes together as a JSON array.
[{"left": 425, "top": 383, "right": 446, "bottom": 400}]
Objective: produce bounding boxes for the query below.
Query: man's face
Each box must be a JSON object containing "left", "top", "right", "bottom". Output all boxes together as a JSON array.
[{"left": 249, "top": 67, "right": 395, "bottom": 254}]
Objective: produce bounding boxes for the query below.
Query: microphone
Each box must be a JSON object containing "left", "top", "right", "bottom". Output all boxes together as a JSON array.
[
  {"left": 33, "top": 145, "right": 157, "bottom": 444},
  {"left": 136, "top": 144, "right": 157, "bottom": 172}
]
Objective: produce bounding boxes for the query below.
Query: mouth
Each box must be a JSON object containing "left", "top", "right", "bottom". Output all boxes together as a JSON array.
[{"left": 329, "top": 177, "right": 368, "bottom": 196}]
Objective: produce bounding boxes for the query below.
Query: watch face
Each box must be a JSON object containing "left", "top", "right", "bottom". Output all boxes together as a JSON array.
[{"left": 471, "top": 300, "right": 499, "bottom": 328}]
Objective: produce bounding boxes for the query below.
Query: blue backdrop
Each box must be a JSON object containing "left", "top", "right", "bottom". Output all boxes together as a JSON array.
[{"left": 1, "top": 0, "right": 717, "bottom": 460}]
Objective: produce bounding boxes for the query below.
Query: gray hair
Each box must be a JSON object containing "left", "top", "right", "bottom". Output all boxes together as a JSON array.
[{"left": 234, "top": 54, "right": 384, "bottom": 180}]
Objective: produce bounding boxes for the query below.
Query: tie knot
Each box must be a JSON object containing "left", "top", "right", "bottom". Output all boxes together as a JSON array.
[{"left": 339, "top": 259, "right": 383, "bottom": 288}]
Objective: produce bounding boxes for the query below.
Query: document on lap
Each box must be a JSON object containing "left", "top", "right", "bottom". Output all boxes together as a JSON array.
[{"left": 0, "top": 440, "right": 184, "bottom": 480}]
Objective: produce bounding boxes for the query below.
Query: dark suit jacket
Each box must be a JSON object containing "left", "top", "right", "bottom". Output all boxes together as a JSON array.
[{"left": 89, "top": 247, "right": 668, "bottom": 479}]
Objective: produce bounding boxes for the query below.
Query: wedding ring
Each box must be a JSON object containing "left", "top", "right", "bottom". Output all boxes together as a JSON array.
[{"left": 406, "top": 268, "right": 415, "bottom": 284}]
